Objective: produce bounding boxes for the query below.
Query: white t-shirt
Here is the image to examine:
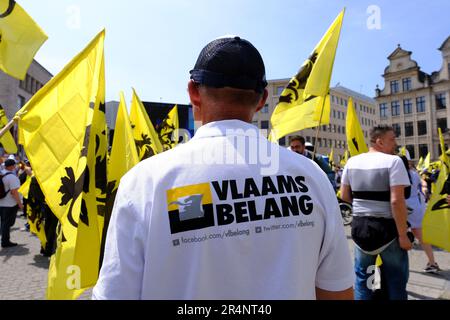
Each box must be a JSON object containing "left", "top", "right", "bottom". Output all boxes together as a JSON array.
[
  {"left": 93, "top": 120, "right": 354, "bottom": 300},
  {"left": 342, "top": 152, "right": 411, "bottom": 218},
  {"left": 0, "top": 170, "right": 20, "bottom": 208}
]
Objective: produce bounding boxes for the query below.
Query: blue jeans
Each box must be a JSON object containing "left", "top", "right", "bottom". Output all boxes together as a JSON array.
[{"left": 354, "top": 239, "right": 409, "bottom": 300}]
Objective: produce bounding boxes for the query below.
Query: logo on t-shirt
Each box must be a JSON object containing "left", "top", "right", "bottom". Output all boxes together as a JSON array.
[
  {"left": 167, "top": 183, "right": 215, "bottom": 234},
  {"left": 166, "top": 176, "right": 314, "bottom": 235}
]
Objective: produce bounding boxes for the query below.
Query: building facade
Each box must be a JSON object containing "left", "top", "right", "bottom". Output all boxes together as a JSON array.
[
  {"left": 375, "top": 36, "right": 450, "bottom": 161},
  {"left": 252, "top": 80, "right": 377, "bottom": 164},
  {"left": 0, "top": 60, "right": 53, "bottom": 155}
]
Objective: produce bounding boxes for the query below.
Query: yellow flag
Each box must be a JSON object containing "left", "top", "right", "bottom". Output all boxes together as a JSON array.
[
  {"left": 108, "top": 91, "right": 139, "bottom": 191},
  {"left": 340, "top": 150, "right": 349, "bottom": 167},
  {"left": 424, "top": 152, "right": 431, "bottom": 171},
  {"left": 130, "top": 89, "right": 163, "bottom": 160},
  {"left": 0, "top": 0, "right": 47, "bottom": 79},
  {"left": 18, "top": 173, "right": 31, "bottom": 197},
  {"left": 438, "top": 128, "right": 449, "bottom": 166},
  {"left": 416, "top": 156, "right": 424, "bottom": 171},
  {"left": 15, "top": 30, "right": 105, "bottom": 300},
  {"left": 158, "top": 105, "right": 179, "bottom": 151},
  {"left": 346, "top": 97, "right": 368, "bottom": 157},
  {"left": 270, "top": 10, "right": 344, "bottom": 141},
  {"left": 400, "top": 146, "right": 407, "bottom": 157},
  {"left": 423, "top": 164, "right": 450, "bottom": 252},
  {"left": 328, "top": 148, "right": 334, "bottom": 168},
  {"left": 0, "top": 105, "right": 17, "bottom": 154},
  {"left": 72, "top": 72, "right": 108, "bottom": 297}
]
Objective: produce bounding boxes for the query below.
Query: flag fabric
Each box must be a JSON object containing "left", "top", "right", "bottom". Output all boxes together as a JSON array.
[
  {"left": 16, "top": 30, "right": 105, "bottom": 300},
  {"left": 0, "top": 0, "right": 48, "bottom": 79},
  {"left": 158, "top": 105, "right": 179, "bottom": 151},
  {"left": 438, "top": 128, "right": 449, "bottom": 166},
  {"left": 101, "top": 92, "right": 139, "bottom": 266},
  {"left": 130, "top": 89, "right": 163, "bottom": 160},
  {"left": 328, "top": 148, "right": 334, "bottom": 168},
  {"left": 0, "top": 105, "right": 17, "bottom": 154},
  {"left": 423, "top": 163, "right": 450, "bottom": 252},
  {"left": 346, "top": 97, "right": 368, "bottom": 157},
  {"left": 423, "top": 152, "right": 431, "bottom": 171},
  {"left": 399, "top": 146, "right": 407, "bottom": 157},
  {"left": 108, "top": 92, "right": 139, "bottom": 192},
  {"left": 340, "top": 150, "right": 349, "bottom": 167},
  {"left": 416, "top": 157, "right": 424, "bottom": 171},
  {"left": 269, "top": 10, "right": 345, "bottom": 141}
]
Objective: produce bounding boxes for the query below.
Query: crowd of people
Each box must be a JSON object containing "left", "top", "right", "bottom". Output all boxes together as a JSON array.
[
  {"left": 288, "top": 128, "right": 443, "bottom": 300},
  {"left": 1, "top": 35, "right": 447, "bottom": 301},
  {"left": 0, "top": 153, "right": 57, "bottom": 256}
]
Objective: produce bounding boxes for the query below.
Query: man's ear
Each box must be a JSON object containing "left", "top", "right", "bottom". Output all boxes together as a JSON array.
[
  {"left": 188, "top": 80, "right": 201, "bottom": 109},
  {"left": 255, "top": 89, "right": 269, "bottom": 112}
]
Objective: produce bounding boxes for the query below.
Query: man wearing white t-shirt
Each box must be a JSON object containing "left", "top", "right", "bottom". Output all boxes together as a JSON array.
[
  {"left": 341, "top": 125, "right": 412, "bottom": 300},
  {"left": 0, "top": 159, "right": 24, "bottom": 248},
  {"left": 94, "top": 36, "right": 354, "bottom": 300}
]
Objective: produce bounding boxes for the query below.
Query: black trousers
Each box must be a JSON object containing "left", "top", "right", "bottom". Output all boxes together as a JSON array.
[{"left": 0, "top": 206, "right": 19, "bottom": 246}]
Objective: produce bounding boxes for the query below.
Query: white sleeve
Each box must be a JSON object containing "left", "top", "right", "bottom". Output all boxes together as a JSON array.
[
  {"left": 390, "top": 157, "right": 411, "bottom": 187},
  {"left": 92, "top": 176, "right": 148, "bottom": 300},
  {"left": 341, "top": 164, "right": 350, "bottom": 186},
  {"left": 315, "top": 183, "right": 355, "bottom": 292}
]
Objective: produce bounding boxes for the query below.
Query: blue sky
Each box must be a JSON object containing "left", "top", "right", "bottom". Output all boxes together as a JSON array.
[{"left": 21, "top": 0, "right": 450, "bottom": 105}]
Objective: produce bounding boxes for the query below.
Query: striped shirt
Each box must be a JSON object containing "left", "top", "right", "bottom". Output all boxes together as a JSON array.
[{"left": 342, "top": 152, "right": 410, "bottom": 219}]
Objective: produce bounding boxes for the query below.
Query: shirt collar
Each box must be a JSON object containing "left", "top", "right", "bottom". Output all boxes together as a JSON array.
[{"left": 191, "top": 120, "right": 265, "bottom": 141}]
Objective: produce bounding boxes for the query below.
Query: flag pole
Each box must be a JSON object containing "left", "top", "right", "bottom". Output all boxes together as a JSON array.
[{"left": 0, "top": 119, "right": 17, "bottom": 139}]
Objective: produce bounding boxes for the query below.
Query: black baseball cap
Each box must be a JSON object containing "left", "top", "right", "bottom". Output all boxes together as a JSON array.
[
  {"left": 4, "top": 159, "right": 16, "bottom": 167},
  {"left": 190, "top": 36, "right": 268, "bottom": 93}
]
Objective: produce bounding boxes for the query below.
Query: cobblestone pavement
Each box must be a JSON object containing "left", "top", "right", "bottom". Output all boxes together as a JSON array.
[{"left": 1, "top": 215, "right": 449, "bottom": 300}]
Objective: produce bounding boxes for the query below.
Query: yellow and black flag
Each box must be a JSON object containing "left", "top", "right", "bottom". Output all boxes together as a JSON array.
[
  {"left": 17, "top": 30, "right": 105, "bottom": 300},
  {"left": 0, "top": 104, "right": 17, "bottom": 154},
  {"left": 158, "top": 105, "right": 179, "bottom": 151},
  {"left": 0, "top": 0, "right": 47, "bottom": 79},
  {"left": 130, "top": 89, "right": 163, "bottom": 160},
  {"left": 423, "top": 162, "right": 450, "bottom": 252},
  {"left": 101, "top": 92, "right": 139, "bottom": 266},
  {"left": 269, "top": 10, "right": 345, "bottom": 141},
  {"left": 346, "top": 97, "right": 368, "bottom": 156}
]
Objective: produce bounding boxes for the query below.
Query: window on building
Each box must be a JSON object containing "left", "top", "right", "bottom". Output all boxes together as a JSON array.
[
  {"left": 391, "top": 101, "right": 400, "bottom": 116},
  {"left": 417, "top": 120, "right": 427, "bottom": 136},
  {"left": 402, "top": 78, "right": 412, "bottom": 91},
  {"left": 337, "top": 125, "right": 341, "bottom": 134},
  {"left": 419, "top": 144, "right": 428, "bottom": 158},
  {"left": 261, "top": 120, "right": 269, "bottom": 129},
  {"left": 380, "top": 103, "right": 388, "bottom": 118},
  {"left": 333, "top": 110, "right": 336, "bottom": 118},
  {"left": 340, "top": 98, "right": 343, "bottom": 105},
  {"left": 312, "top": 137, "right": 316, "bottom": 146},
  {"left": 392, "top": 123, "right": 401, "bottom": 137},
  {"left": 26, "top": 74, "right": 31, "bottom": 92},
  {"left": 390, "top": 80, "right": 399, "bottom": 94},
  {"left": 436, "top": 93, "right": 447, "bottom": 110},
  {"left": 318, "top": 138, "right": 322, "bottom": 147},
  {"left": 276, "top": 86, "right": 284, "bottom": 96},
  {"left": 17, "top": 95, "right": 26, "bottom": 108},
  {"left": 333, "top": 125, "right": 337, "bottom": 133},
  {"left": 437, "top": 118, "right": 448, "bottom": 132},
  {"left": 344, "top": 100, "right": 347, "bottom": 107},
  {"left": 342, "top": 126, "right": 346, "bottom": 135},
  {"left": 405, "top": 122, "right": 414, "bottom": 137},
  {"left": 406, "top": 145, "right": 415, "bottom": 159},
  {"left": 322, "top": 125, "right": 327, "bottom": 131},
  {"left": 403, "top": 99, "right": 412, "bottom": 114},
  {"left": 416, "top": 96, "right": 426, "bottom": 112},
  {"left": 331, "top": 95, "right": 335, "bottom": 103}
]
